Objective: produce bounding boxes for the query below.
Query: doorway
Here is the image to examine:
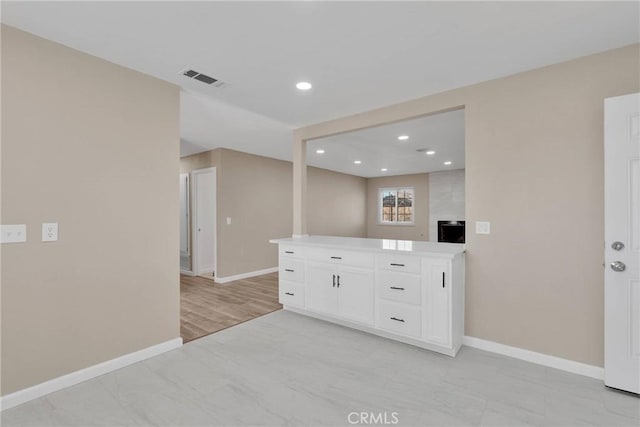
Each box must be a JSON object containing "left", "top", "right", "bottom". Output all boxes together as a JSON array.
[{"left": 192, "top": 167, "right": 216, "bottom": 277}]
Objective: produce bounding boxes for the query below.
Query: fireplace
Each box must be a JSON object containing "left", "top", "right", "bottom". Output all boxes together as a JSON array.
[{"left": 438, "top": 221, "right": 465, "bottom": 244}]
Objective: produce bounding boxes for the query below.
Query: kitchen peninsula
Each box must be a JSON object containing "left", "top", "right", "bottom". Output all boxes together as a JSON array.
[{"left": 269, "top": 236, "right": 465, "bottom": 356}]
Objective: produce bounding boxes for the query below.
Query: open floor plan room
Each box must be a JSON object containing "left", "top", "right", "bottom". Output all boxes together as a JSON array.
[{"left": 1, "top": 2, "right": 639, "bottom": 426}]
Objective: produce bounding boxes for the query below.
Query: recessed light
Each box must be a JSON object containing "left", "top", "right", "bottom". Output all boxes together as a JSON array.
[
  {"left": 354, "top": 160, "right": 362, "bottom": 165},
  {"left": 426, "top": 150, "right": 436, "bottom": 155},
  {"left": 316, "top": 149, "right": 325, "bottom": 154},
  {"left": 397, "top": 135, "right": 409, "bottom": 141},
  {"left": 444, "top": 161, "right": 452, "bottom": 165},
  {"left": 296, "top": 81, "right": 312, "bottom": 90},
  {"left": 381, "top": 168, "right": 388, "bottom": 172}
]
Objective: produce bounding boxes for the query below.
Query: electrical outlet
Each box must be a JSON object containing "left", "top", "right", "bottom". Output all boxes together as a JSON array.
[
  {"left": 42, "top": 223, "right": 58, "bottom": 242},
  {"left": 1, "top": 224, "right": 27, "bottom": 243}
]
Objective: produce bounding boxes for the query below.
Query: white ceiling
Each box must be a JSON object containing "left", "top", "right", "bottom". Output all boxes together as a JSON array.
[
  {"left": 2, "top": 1, "right": 638, "bottom": 161},
  {"left": 308, "top": 109, "right": 465, "bottom": 178}
]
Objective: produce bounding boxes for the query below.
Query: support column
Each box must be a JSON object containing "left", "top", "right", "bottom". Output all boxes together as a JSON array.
[{"left": 292, "top": 134, "right": 307, "bottom": 237}]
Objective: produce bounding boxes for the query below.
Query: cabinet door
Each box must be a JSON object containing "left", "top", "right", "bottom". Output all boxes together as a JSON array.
[
  {"left": 337, "top": 267, "right": 374, "bottom": 325},
  {"left": 423, "top": 259, "right": 451, "bottom": 346},
  {"left": 306, "top": 262, "right": 338, "bottom": 316}
]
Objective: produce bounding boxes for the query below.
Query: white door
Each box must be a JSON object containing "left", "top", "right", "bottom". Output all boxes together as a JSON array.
[
  {"left": 337, "top": 267, "right": 374, "bottom": 325},
  {"left": 306, "top": 262, "right": 338, "bottom": 316},
  {"left": 194, "top": 168, "right": 216, "bottom": 276},
  {"left": 179, "top": 173, "right": 190, "bottom": 256},
  {"left": 604, "top": 93, "right": 639, "bottom": 394},
  {"left": 423, "top": 259, "right": 451, "bottom": 346}
]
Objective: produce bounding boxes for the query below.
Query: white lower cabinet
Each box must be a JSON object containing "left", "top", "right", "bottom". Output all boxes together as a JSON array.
[
  {"left": 423, "top": 259, "right": 451, "bottom": 347},
  {"left": 272, "top": 237, "right": 465, "bottom": 357},
  {"left": 377, "top": 300, "right": 422, "bottom": 338},
  {"left": 306, "top": 262, "right": 339, "bottom": 316},
  {"left": 306, "top": 262, "right": 374, "bottom": 325},
  {"left": 279, "top": 281, "right": 305, "bottom": 308}
]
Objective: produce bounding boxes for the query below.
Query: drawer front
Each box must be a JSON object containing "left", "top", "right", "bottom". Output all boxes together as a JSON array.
[
  {"left": 376, "top": 253, "right": 421, "bottom": 274},
  {"left": 377, "top": 301, "right": 422, "bottom": 338},
  {"left": 376, "top": 271, "right": 421, "bottom": 305},
  {"left": 279, "top": 244, "right": 304, "bottom": 259},
  {"left": 279, "top": 259, "right": 305, "bottom": 283},
  {"left": 279, "top": 281, "right": 305, "bottom": 307},
  {"left": 307, "top": 247, "right": 374, "bottom": 268}
]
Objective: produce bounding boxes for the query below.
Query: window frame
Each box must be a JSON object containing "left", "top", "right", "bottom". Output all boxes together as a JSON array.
[{"left": 377, "top": 187, "right": 416, "bottom": 226}]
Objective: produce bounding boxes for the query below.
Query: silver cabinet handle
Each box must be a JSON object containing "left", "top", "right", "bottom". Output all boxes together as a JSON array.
[
  {"left": 611, "top": 261, "right": 626, "bottom": 272},
  {"left": 390, "top": 317, "right": 405, "bottom": 323},
  {"left": 390, "top": 286, "right": 405, "bottom": 291},
  {"left": 285, "top": 292, "right": 294, "bottom": 296},
  {"left": 285, "top": 269, "right": 294, "bottom": 272},
  {"left": 333, "top": 274, "right": 336, "bottom": 287}
]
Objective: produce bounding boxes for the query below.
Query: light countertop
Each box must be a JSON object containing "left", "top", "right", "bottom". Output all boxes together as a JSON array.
[{"left": 269, "top": 235, "right": 464, "bottom": 257}]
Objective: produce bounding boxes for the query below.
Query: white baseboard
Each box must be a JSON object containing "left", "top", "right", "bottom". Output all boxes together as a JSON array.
[
  {"left": 463, "top": 336, "right": 604, "bottom": 380},
  {"left": 215, "top": 267, "right": 278, "bottom": 284},
  {"left": 180, "top": 269, "right": 195, "bottom": 276},
  {"left": 0, "top": 337, "right": 183, "bottom": 411}
]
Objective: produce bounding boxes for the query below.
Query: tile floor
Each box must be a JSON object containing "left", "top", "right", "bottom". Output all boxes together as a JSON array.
[{"left": 2, "top": 310, "right": 639, "bottom": 426}]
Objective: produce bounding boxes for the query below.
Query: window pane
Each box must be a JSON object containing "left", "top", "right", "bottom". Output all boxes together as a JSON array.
[{"left": 382, "top": 191, "right": 395, "bottom": 207}]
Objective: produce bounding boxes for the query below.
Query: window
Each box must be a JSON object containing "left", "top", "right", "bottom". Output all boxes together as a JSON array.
[{"left": 379, "top": 188, "right": 414, "bottom": 224}]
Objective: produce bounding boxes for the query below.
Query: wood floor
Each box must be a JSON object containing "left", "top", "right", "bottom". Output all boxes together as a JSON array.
[{"left": 180, "top": 272, "right": 282, "bottom": 342}]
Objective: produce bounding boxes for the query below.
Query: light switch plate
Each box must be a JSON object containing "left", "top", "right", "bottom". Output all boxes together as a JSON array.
[
  {"left": 226, "top": 217, "right": 232, "bottom": 225},
  {"left": 42, "top": 223, "right": 58, "bottom": 242},
  {"left": 476, "top": 221, "right": 491, "bottom": 235},
  {"left": 1, "top": 224, "right": 27, "bottom": 243}
]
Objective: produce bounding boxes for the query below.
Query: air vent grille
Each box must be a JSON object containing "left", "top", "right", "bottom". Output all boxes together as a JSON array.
[{"left": 180, "top": 69, "right": 226, "bottom": 87}]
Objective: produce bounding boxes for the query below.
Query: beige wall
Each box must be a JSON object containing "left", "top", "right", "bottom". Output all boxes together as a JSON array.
[
  {"left": 180, "top": 149, "right": 367, "bottom": 278},
  {"left": 296, "top": 44, "right": 640, "bottom": 367},
  {"left": 1, "top": 26, "right": 180, "bottom": 395},
  {"left": 308, "top": 167, "right": 367, "bottom": 238},
  {"left": 366, "top": 173, "right": 429, "bottom": 241}
]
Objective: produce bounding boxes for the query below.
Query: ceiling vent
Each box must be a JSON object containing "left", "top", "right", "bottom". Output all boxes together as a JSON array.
[{"left": 180, "top": 69, "right": 226, "bottom": 88}]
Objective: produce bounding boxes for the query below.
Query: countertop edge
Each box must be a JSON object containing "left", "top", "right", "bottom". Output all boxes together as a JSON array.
[{"left": 269, "top": 237, "right": 465, "bottom": 258}]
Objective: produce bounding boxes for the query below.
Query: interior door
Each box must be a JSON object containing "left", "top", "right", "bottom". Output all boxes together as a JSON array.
[
  {"left": 306, "top": 262, "right": 338, "bottom": 316},
  {"left": 195, "top": 169, "right": 216, "bottom": 275},
  {"left": 179, "top": 173, "right": 190, "bottom": 271},
  {"left": 604, "top": 93, "right": 639, "bottom": 394},
  {"left": 337, "top": 267, "right": 374, "bottom": 325},
  {"left": 423, "top": 259, "right": 451, "bottom": 346}
]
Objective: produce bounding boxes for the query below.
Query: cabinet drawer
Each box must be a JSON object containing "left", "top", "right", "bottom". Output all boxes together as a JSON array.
[
  {"left": 307, "top": 248, "right": 374, "bottom": 268},
  {"left": 376, "top": 271, "right": 421, "bottom": 305},
  {"left": 279, "top": 281, "right": 305, "bottom": 307},
  {"left": 377, "top": 301, "right": 422, "bottom": 338},
  {"left": 376, "top": 253, "right": 421, "bottom": 274},
  {"left": 279, "top": 259, "right": 305, "bottom": 283},
  {"left": 279, "top": 244, "right": 304, "bottom": 259}
]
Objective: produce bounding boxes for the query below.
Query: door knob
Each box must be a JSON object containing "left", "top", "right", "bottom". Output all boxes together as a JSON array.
[
  {"left": 611, "top": 241, "right": 625, "bottom": 251},
  {"left": 610, "top": 261, "right": 626, "bottom": 272}
]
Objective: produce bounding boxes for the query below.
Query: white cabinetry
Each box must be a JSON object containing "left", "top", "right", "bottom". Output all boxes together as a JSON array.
[
  {"left": 307, "top": 261, "right": 374, "bottom": 325},
  {"left": 271, "top": 236, "right": 465, "bottom": 356}
]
